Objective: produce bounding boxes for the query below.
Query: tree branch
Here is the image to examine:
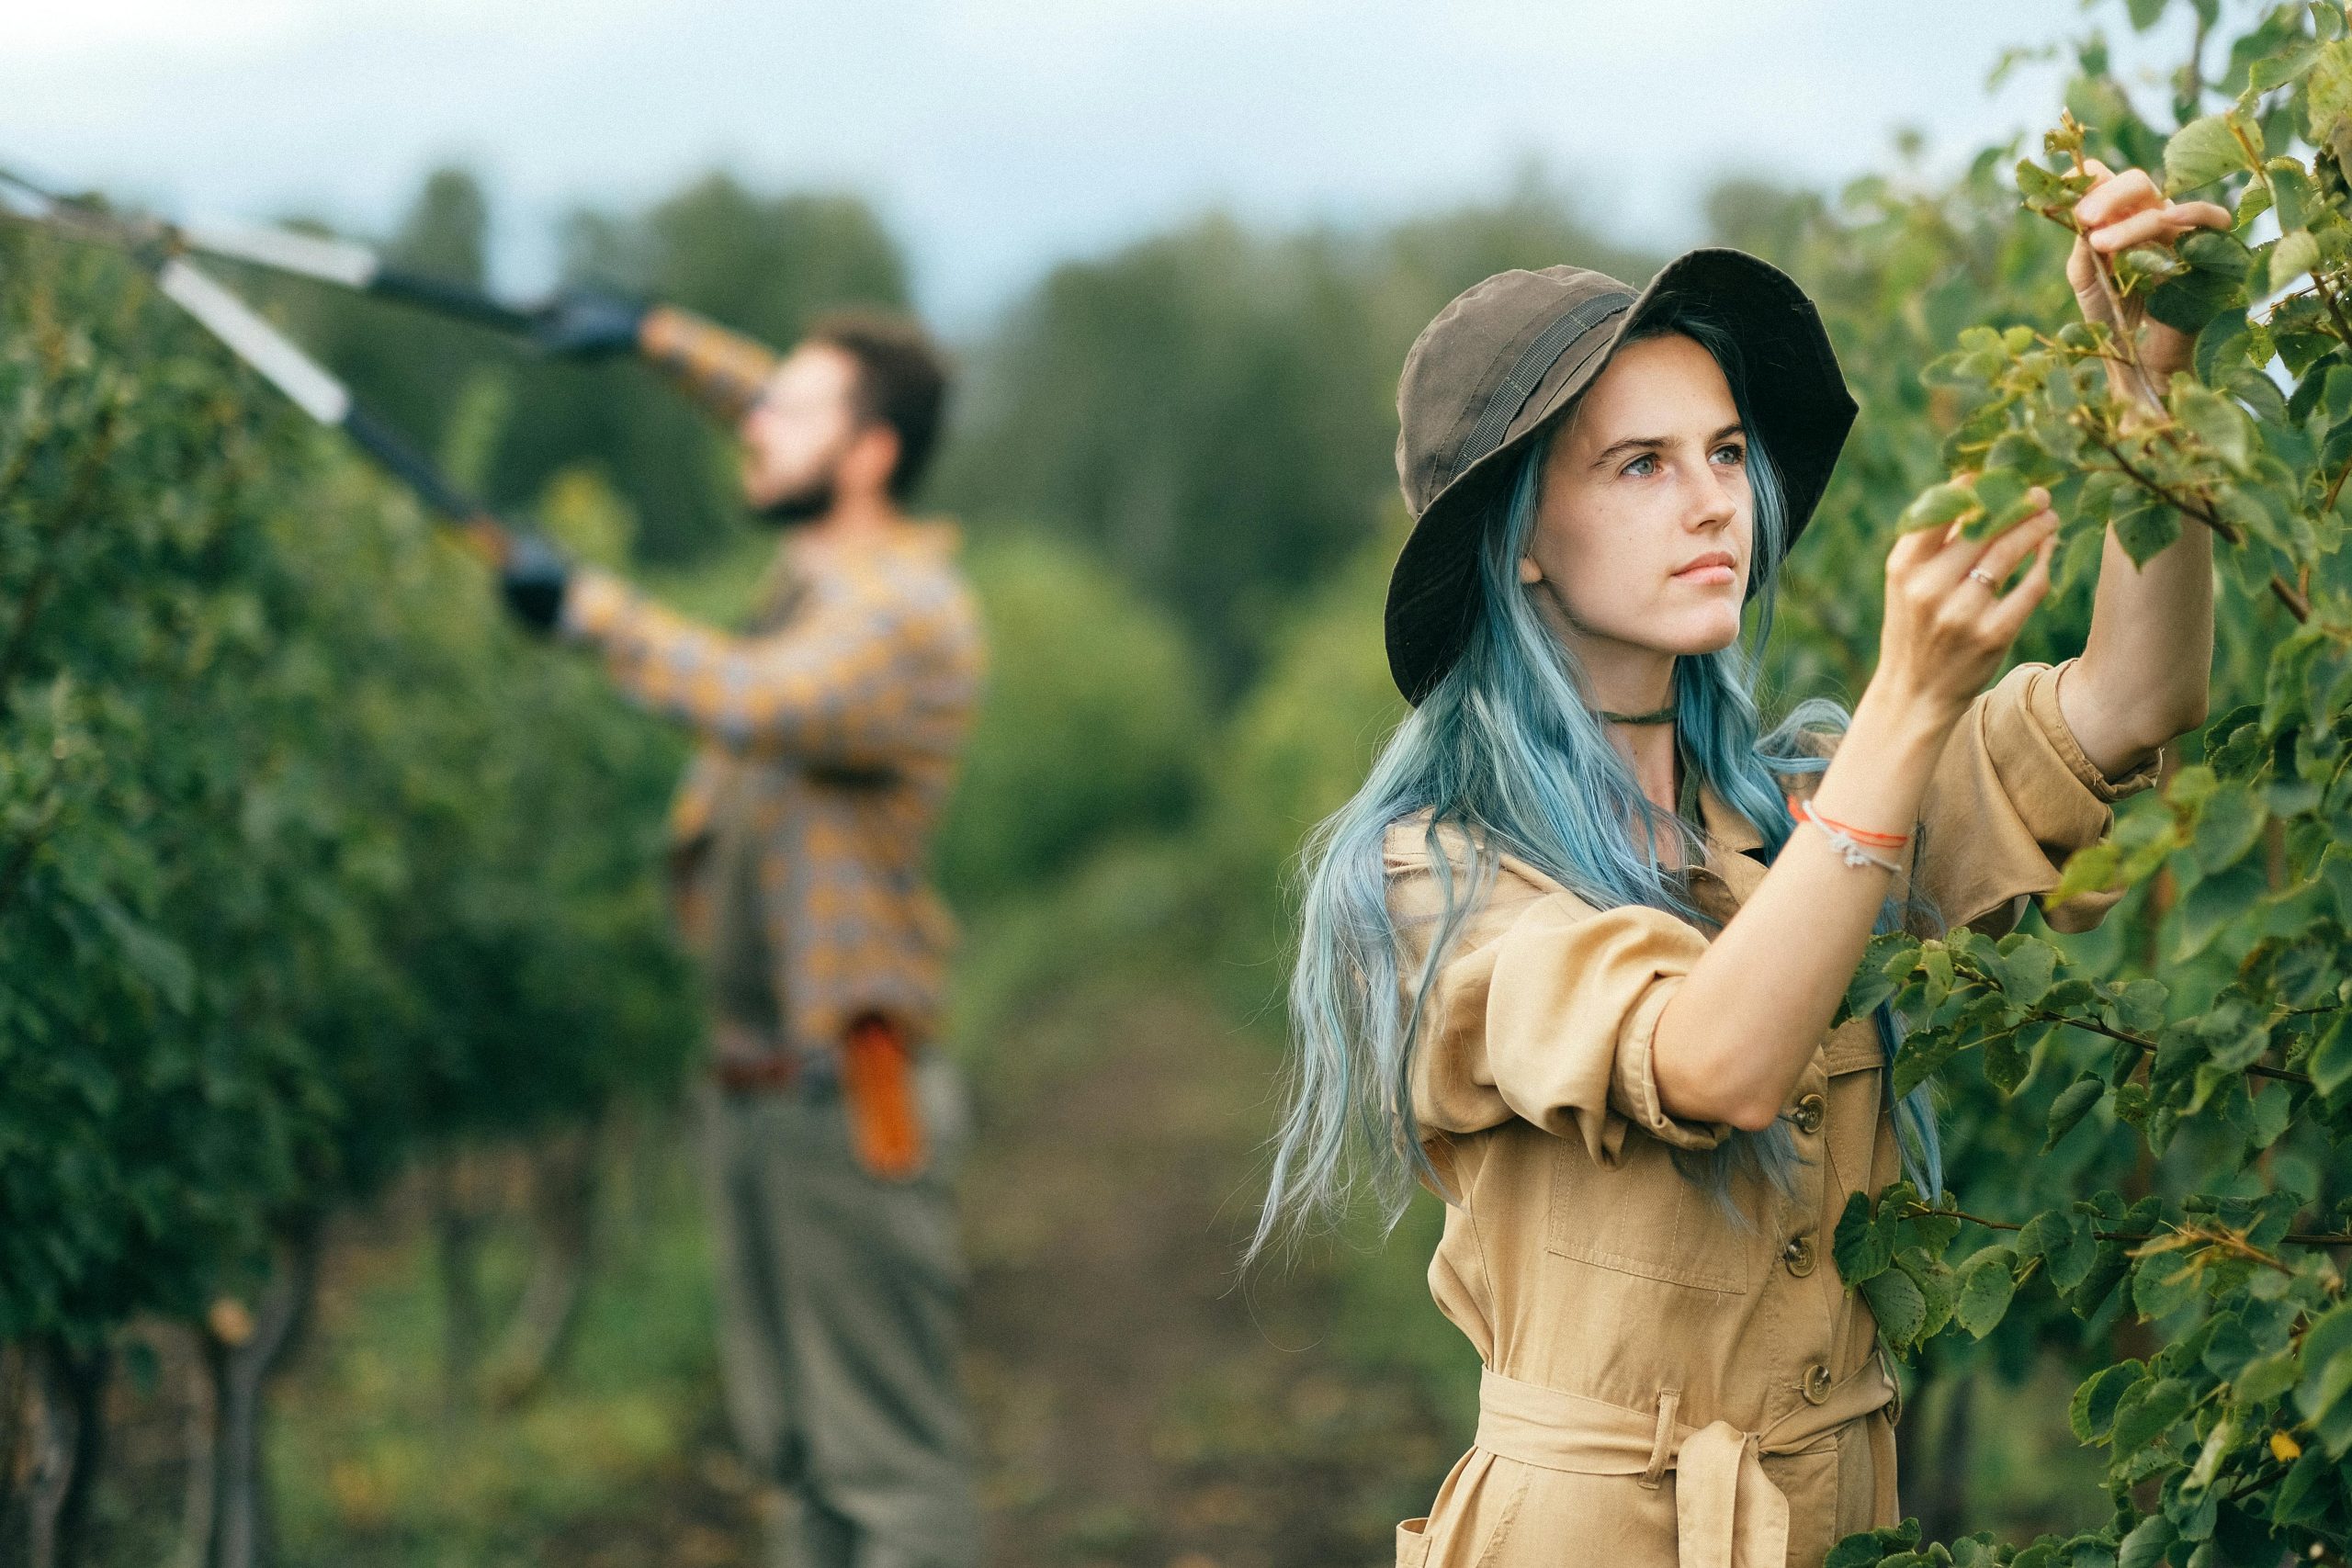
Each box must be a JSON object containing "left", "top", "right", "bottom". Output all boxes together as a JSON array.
[
  {"left": 2076, "top": 422, "right": 2244, "bottom": 546},
  {"left": 1904, "top": 1201, "right": 2350, "bottom": 1252}
]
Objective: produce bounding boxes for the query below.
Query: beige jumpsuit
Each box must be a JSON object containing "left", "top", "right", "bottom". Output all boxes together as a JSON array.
[{"left": 1389, "top": 661, "right": 2154, "bottom": 1568}]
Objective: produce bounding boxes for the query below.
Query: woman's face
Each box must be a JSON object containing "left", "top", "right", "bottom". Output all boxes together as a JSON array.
[{"left": 1521, "top": 332, "right": 1753, "bottom": 664}]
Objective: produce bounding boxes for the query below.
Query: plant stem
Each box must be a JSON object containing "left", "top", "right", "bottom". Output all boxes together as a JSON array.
[
  {"left": 2271, "top": 575, "right": 2314, "bottom": 623},
  {"left": 2077, "top": 423, "right": 2244, "bottom": 545},
  {"left": 2011, "top": 1002, "right": 2312, "bottom": 1087},
  {"left": 1905, "top": 1202, "right": 2351, "bottom": 1251}
]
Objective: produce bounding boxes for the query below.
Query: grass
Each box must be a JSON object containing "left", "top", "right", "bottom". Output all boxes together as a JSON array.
[{"left": 267, "top": 1131, "right": 752, "bottom": 1568}]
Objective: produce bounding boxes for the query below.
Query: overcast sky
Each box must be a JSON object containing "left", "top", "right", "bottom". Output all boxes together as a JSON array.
[{"left": 3, "top": 0, "right": 2194, "bottom": 329}]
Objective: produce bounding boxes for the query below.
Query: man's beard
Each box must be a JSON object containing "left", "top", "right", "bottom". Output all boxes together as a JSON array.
[{"left": 754, "top": 473, "right": 836, "bottom": 527}]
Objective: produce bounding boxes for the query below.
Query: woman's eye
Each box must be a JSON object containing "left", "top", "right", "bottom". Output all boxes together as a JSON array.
[
  {"left": 1713, "top": 444, "right": 1747, "bottom": 467},
  {"left": 1622, "top": 453, "right": 1658, "bottom": 478}
]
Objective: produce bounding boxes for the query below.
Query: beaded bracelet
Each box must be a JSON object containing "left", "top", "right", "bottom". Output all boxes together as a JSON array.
[{"left": 1790, "top": 796, "right": 1908, "bottom": 874}]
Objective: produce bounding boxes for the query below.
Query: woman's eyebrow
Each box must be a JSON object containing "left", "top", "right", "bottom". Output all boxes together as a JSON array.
[{"left": 1589, "top": 422, "right": 1746, "bottom": 468}]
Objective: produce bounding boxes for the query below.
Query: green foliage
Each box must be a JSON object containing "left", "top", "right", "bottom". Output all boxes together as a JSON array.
[
  {"left": 0, "top": 227, "right": 694, "bottom": 1353},
  {"left": 1812, "top": 3, "right": 2352, "bottom": 1559},
  {"left": 935, "top": 532, "right": 1211, "bottom": 907}
]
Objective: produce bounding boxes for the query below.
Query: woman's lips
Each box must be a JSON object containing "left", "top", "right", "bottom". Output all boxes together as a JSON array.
[{"left": 1671, "top": 559, "right": 1737, "bottom": 586}]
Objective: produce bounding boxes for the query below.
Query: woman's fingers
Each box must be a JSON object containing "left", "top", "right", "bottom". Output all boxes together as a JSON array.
[
  {"left": 1987, "top": 536, "right": 2058, "bottom": 639},
  {"left": 2077, "top": 166, "right": 2162, "bottom": 229},
  {"left": 1912, "top": 486, "right": 2050, "bottom": 587},
  {"left": 2169, "top": 199, "right": 2233, "bottom": 232},
  {"left": 1967, "top": 506, "right": 2060, "bottom": 589},
  {"left": 2089, "top": 203, "right": 2218, "bottom": 254}
]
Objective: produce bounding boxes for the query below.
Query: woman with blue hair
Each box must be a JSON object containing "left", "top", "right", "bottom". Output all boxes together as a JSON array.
[{"left": 1256, "top": 164, "right": 2225, "bottom": 1567}]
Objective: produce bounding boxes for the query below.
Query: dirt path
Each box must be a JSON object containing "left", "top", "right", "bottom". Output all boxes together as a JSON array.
[{"left": 962, "top": 980, "right": 1457, "bottom": 1568}]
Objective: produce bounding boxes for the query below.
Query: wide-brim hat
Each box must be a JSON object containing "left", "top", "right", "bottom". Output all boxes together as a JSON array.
[{"left": 1384, "top": 247, "right": 1856, "bottom": 705}]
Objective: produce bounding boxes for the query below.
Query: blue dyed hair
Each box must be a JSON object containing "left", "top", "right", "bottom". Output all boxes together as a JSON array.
[{"left": 1250, "top": 304, "right": 1940, "bottom": 1261}]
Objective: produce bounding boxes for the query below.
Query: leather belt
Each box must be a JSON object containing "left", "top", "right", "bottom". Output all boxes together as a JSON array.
[{"left": 712, "top": 1054, "right": 799, "bottom": 1096}]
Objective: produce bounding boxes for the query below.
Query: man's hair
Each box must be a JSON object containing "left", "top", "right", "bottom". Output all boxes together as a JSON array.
[{"left": 804, "top": 310, "right": 953, "bottom": 500}]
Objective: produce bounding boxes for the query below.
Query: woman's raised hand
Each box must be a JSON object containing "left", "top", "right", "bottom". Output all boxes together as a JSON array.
[
  {"left": 1871, "top": 497, "right": 2060, "bottom": 729},
  {"left": 2068, "top": 161, "right": 2233, "bottom": 385}
]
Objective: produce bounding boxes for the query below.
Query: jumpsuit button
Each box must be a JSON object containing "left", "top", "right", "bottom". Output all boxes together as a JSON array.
[
  {"left": 1802, "top": 1362, "right": 1834, "bottom": 1404},
  {"left": 1792, "top": 1093, "right": 1826, "bottom": 1135},
  {"left": 1781, "top": 1234, "right": 1817, "bottom": 1277}
]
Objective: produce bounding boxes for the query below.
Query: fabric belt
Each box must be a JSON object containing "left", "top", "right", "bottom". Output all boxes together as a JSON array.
[{"left": 1473, "top": 1361, "right": 1894, "bottom": 1568}]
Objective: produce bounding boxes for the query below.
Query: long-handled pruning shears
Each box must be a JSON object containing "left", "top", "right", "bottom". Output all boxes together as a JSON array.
[{"left": 0, "top": 164, "right": 642, "bottom": 564}]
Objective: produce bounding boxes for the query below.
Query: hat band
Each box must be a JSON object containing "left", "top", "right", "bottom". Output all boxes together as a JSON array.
[{"left": 1442, "top": 288, "right": 1635, "bottom": 490}]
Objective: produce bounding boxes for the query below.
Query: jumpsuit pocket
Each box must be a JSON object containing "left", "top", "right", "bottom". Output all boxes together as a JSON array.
[
  {"left": 1545, "top": 1127, "right": 1756, "bottom": 1293},
  {"left": 1396, "top": 1517, "right": 1432, "bottom": 1567}
]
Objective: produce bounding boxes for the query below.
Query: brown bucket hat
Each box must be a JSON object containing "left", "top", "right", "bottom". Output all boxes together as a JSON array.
[{"left": 1385, "top": 247, "right": 1856, "bottom": 704}]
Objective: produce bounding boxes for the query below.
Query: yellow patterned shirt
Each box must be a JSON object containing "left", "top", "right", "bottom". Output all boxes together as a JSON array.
[{"left": 563, "top": 522, "right": 984, "bottom": 1054}]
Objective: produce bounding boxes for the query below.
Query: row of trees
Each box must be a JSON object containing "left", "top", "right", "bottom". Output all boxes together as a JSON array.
[{"left": 0, "top": 227, "right": 695, "bottom": 1565}]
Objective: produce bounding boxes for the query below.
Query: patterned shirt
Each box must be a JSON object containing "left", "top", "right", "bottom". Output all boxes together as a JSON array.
[{"left": 562, "top": 523, "right": 984, "bottom": 1055}]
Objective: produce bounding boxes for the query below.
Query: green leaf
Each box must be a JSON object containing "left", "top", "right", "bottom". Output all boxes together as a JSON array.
[
  {"left": 2267, "top": 229, "right": 2322, "bottom": 292},
  {"left": 2072, "top": 1361, "right": 2145, "bottom": 1443},
  {"left": 1835, "top": 1190, "right": 1892, "bottom": 1283},
  {"left": 1901, "top": 480, "right": 1976, "bottom": 531},
  {"left": 2173, "top": 383, "right": 2256, "bottom": 473},
  {"left": 2116, "top": 1517, "right": 2177, "bottom": 1568},
  {"left": 2294, "top": 1302, "right": 2352, "bottom": 1443},
  {"left": 2045, "top": 1074, "right": 2107, "bottom": 1150},
  {"left": 2165, "top": 115, "right": 2254, "bottom": 194},
  {"left": 2110, "top": 495, "right": 2183, "bottom": 566},
  {"left": 2233, "top": 1346, "right": 2299, "bottom": 1404},
  {"left": 2295, "top": 1347, "right": 2352, "bottom": 1454},
  {"left": 2052, "top": 843, "right": 2123, "bottom": 904},
  {"left": 2039, "top": 1209, "right": 2099, "bottom": 1292},
  {"left": 1990, "top": 936, "right": 2060, "bottom": 1006},
  {"left": 1983, "top": 1031, "right": 2030, "bottom": 1094},
  {"left": 2148, "top": 268, "right": 2243, "bottom": 335},
  {"left": 2268, "top": 161, "right": 2316, "bottom": 232},
  {"left": 2132, "top": 1254, "right": 2201, "bottom": 1321},
  {"left": 2179, "top": 227, "right": 2254, "bottom": 280},
  {"left": 2310, "top": 1011, "right": 2352, "bottom": 1100},
  {"left": 2173, "top": 865, "right": 2266, "bottom": 964},
  {"left": 2110, "top": 1375, "right": 2194, "bottom": 1453},
  {"left": 2188, "top": 781, "right": 2266, "bottom": 873},
  {"left": 1954, "top": 1246, "right": 2018, "bottom": 1337},
  {"left": 2252, "top": 41, "right": 2320, "bottom": 92},
  {"left": 1862, "top": 1267, "right": 1928, "bottom": 1348}
]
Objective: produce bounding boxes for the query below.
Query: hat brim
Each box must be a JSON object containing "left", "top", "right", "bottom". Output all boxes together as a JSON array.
[{"left": 1383, "top": 247, "right": 1857, "bottom": 705}]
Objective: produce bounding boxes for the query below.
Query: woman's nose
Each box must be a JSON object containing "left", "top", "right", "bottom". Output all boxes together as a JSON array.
[{"left": 1687, "top": 468, "right": 1739, "bottom": 528}]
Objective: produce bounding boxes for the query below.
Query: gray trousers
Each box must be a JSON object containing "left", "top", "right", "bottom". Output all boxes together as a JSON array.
[{"left": 695, "top": 1055, "right": 980, "bottom": 1568}]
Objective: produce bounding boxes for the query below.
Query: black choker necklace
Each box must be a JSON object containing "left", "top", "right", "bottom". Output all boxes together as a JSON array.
[{"left": 1599, "top": 704, "right": 1677, "bottom": 726}]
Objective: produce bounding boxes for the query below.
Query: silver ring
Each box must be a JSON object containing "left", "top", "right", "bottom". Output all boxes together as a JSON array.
[{"left": 1966, "top": 568, "right": 2000, "bottom": 590}]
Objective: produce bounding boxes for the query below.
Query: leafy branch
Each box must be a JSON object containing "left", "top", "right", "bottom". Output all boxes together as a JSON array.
[
  {"left": 1903, "top": 1201, "right": 2352, "bottom": 1258},
  {"left": 1943, "top": 952, "right": 2316, "bottom": 1089}
]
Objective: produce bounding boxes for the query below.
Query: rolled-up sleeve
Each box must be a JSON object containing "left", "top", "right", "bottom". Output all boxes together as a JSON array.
[
  {"left": 562, "top": 567, "right": 967, "bottom": 768},
  {"left": 1915, "top": 660, "right": 2159, "bottom": 935},
  {"left": 1480, "top": 896, "right": 1729, "bottom": 1167}
]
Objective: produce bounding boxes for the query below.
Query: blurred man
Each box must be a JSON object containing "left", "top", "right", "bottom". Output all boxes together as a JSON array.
[{"left": 501, "top": 300, "right": 985, "bottom": 1568}]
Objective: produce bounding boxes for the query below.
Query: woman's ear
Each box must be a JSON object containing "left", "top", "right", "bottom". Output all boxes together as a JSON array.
[{"left": 1517, "top": 554, "right": 1543, "bottom": 586}]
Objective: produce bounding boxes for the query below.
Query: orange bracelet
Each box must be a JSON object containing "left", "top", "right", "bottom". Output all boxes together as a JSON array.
[
  {"left": 1788, "top": 795, "right": 1909, "bottom": 848},
  {"left": 1790, "top": 797, "right": 1910, "bottom": 873}
]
